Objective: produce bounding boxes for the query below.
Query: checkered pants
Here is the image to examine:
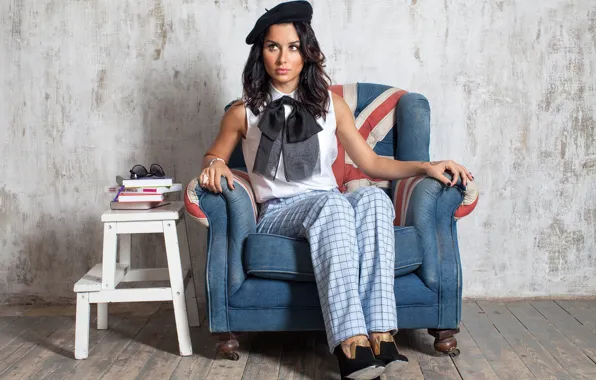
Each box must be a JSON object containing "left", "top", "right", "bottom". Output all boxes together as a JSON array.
[{"left": 257, "top": 186, "right": 398, "bottom": 352}]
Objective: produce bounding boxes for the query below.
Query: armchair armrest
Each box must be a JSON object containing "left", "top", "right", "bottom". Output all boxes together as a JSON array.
[
  {"left": 184, "top": 169, "right": 257, "bottom": 332},
  {"left": 185, "top": 170, "right": 258, "bottom": 227},
  {"left": 393, "top": 174, "right": 478, "bottom": 327}
]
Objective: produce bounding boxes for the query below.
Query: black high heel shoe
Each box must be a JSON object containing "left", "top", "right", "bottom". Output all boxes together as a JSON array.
[
  {"left": 333, "top": 339, "right": 385, "bottom": 380},
  {"left": 370, "top": 334, "right": 408, "bottom": 374}
]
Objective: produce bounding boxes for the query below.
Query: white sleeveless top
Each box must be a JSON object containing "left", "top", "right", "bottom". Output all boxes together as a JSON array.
[{"left": 242, "top": 85, "right": 338, "bottom": 203}]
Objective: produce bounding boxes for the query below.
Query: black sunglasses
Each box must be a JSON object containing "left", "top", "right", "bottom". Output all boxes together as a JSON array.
[{"left": 129, "top": 163, "right": 166, "bottom": 179}]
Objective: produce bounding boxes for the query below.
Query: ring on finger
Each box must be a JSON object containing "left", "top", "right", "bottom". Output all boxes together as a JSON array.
[{"left": 201, "top": 173, "right": 209, "bottom": 185}]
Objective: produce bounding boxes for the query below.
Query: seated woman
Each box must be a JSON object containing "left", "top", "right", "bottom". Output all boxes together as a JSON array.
[{"left": 199, "top": 1, "right": 472, "bottom": 379}]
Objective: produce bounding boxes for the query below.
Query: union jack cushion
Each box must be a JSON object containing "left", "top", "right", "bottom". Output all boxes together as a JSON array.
[
  {"left": 454, "top": 180, "right": 479, "bottom": 220},
  {"left": 331, "top": 83, "right": 477, "bottom": 225},
  {"left": 329, "top": 83, "right": 407, "bottom": 193}
]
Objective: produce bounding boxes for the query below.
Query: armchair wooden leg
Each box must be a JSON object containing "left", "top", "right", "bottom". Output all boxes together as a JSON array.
[
  {"left": 216, "top": 332, "right": 240, "bottom": 361},
  {"left": 428, "top": 328, "right": 460, "bottom": 357}
]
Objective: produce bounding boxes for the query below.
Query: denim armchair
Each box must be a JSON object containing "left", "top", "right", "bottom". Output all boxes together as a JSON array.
[{"left": 184, "top": 83, "right": 478, "bottom": 360}]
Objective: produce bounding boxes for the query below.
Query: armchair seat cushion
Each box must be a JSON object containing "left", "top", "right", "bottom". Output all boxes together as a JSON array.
[
  {"left": 243, "top": 226, "right": 423, "bottom": 282},
  {"left": 229, "top": 273, "right": 437, "bottom": 308}
]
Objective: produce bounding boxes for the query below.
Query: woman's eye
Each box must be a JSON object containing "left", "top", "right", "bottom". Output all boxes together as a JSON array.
[
  {"left": 290, "top": 45, "right": 299, "bottom": 51},
  {"left": 267, "top": 45, "right": 278, "bottom": 51}
]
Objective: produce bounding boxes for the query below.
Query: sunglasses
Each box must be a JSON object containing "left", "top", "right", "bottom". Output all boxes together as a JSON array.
[{"left": 129, "top": 163, "right": 166, "bottom": 179}]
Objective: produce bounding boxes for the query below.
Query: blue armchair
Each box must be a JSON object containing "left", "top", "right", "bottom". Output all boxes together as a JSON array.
[{"left": 184, "top": 83, "right": 478, "bottom": 359}]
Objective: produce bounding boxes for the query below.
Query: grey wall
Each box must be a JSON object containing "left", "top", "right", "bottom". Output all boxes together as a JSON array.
[{"left": 1, "top": 0, "right": 594, "bottom": 304}]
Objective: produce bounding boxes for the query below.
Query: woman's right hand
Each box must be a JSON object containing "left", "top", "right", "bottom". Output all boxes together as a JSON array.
[{"left": 199, "top": 161, "right": 235, "bottom": 193}]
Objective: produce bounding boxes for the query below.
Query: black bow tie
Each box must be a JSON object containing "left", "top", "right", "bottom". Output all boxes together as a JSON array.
[{"left": 253, "top": 96, "right": 323, "bottom": 182}]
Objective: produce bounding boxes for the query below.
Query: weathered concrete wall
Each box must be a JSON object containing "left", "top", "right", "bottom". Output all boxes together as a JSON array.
[{"left": 1, "top": 0, "right": 594, "bottom": 304}]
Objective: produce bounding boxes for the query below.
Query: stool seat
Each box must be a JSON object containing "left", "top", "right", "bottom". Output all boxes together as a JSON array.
[{"left": 73, "top": 201, "right": 200, "bottom": 360}]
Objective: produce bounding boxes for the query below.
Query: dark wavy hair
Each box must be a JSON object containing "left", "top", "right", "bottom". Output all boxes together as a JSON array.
[{"left": 242, "top": 22, "right": 332, "bottom": 120}]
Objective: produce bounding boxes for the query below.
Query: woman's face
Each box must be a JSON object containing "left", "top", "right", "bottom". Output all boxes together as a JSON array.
[{"left": 262, "top": 23, "right": 304, "bottom": 90}]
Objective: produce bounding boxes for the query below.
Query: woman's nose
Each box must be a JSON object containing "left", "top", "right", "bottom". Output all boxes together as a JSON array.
[{"left": 278, "top": 49, "right": 288, "bottom": 64}]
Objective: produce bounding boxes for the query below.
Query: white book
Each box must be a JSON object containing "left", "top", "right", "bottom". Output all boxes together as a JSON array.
[
  {"left": 116, "top": 175, "right": 173, "bottom": 188},
  {"left": 105, "top": 183, "right": 182, "bottom": 194},
  {"left": 117, "top": 194, "right": 165, "bottom": 203}
]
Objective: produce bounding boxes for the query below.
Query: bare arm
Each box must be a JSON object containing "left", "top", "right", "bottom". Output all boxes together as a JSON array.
[
  {"left": 333, "top": 93, "right": 473, "bottom": 186},
  {"left": 202, "top": 100, "right": 246, "bottom": 168},
  {"left": 199, "top": 101, "right": 246, "bottom": 192}
]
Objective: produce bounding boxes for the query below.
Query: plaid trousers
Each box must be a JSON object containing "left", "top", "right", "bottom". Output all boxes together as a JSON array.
[{"left": 257, "top": 186, "right": 398, "bottom": 352}]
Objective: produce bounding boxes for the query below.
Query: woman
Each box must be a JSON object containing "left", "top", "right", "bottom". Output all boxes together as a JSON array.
[{"left": 199, "top": 1, "right": 472, "bottom": 379}]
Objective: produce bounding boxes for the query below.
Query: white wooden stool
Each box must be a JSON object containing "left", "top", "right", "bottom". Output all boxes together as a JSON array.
[{"left": 73, "top": 201, "right": 200, "bottom": 359}]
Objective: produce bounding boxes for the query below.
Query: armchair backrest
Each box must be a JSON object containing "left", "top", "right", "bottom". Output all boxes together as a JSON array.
[{"left": 227, "top": 82, "right": 429, "bottom": 194}]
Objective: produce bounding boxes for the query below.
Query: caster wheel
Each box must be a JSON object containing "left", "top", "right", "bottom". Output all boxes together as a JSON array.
[
  {"left": 216, "top": 333, "right": 240, "bottom": 361},
  {"left": 448, "top": 348, "right": 460, "bottom": 357}
]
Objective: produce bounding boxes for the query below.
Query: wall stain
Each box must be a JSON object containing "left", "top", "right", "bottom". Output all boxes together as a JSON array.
[
  {"left": 152, "top": 0, "right": 168, "bottom": 60},
  {"left": 560, "top": 136, "right": 567, "bottom": 159},
  {"left": 582, "top": 157, "right": 596, "bottom": 172},
  {"left": 182, "top": 13, "right": 197, "bottom": 37},
  {"left": 14, "top": 256, "right": 34, "bottom": 286},
  {"left": 444, "top": 22, "right": 449, "bottom": 45},
  {"left": 0, "top": 187, "right": 19, "bottom": 232},
  {"left": 547, "top": 24, "right": 566, "bottom": 54},
  {"left": 12, "top": 213, "right": 65, "bottom": 288},
  {"left": 584, "top": 208, "right": 596, "bottom": 225},
  {"left": 463, "top": 82, "right": 478, "bottom": 155},
  {"left": 537, "top": 219, "right": 585, "bottom": 275},
  {"left": 45, "top": 1, "right": 55, "bottom": 14},
  {"left": 10, "top": 101, "right": 22, "bottom": 141},
  {"left": 92, "top": 69, "right": 107, "bottom": 110},
  {"left": 408, "top": 0, "right": 417, "bottom": 20},
  {"left": 515, "top": 107, "right": 531, "bottom": 157},
  {"left": 344, "top": 0, "right": 354, "bottom": 21},
  {"left": 535, "top": 18, "right": 542, "bottom": 43},
  {"left": 414, "top": 46, "right": 422, "bottom": 64},
  {"left": 542, "top": 82, "right": 556, "bottom": 112},
  {"left": 569, "top": 46, "right": 584, "bottom": 77},
  {"left": 10, "top": 0, "right": 23, "bottom": 41},
  {"left": 588, "top": 10, "right": 596, "bottom": 50},
  {"left": 574, "top": 111, "right": 595, "bottom": 155}
]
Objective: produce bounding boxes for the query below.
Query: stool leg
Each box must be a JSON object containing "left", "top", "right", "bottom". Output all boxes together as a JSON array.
[
  {"left": 75, "top": 292, "right": 91, "bottom": 359},
  {"left": 97, "top": 303, "right": 108, "bottom": 329},
  {"left": 163, "top": 220, "right": 193, "bottom": 356},
  {"left": 102, "top": 223, "right": 118, "bottom": 290},
  {"left": 98, "top": 233, "right": 130, "bottom": 330},
  {"left": 178, "top": 215, "right": 200, "bottom": 327}
]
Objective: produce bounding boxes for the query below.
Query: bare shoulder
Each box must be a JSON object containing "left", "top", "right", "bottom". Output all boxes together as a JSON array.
[
  {"left": 330, "top": 91, "right": 351, "bottom": 122},
  {"left": 222, "top": 99, "right": 247, "bottom": 137},
  {"left": 224, "top": 99, "right": 246, "bottom": 121}
]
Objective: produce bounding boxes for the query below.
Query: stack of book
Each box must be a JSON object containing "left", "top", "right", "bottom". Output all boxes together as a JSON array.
[{"left": 107, "top": 175, "right": 182, "bottom": 210}]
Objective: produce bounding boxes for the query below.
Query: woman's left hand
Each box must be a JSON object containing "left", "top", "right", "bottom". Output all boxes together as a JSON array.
[{"left": 425, "top": 160, "right": 474, "bottom": 187}]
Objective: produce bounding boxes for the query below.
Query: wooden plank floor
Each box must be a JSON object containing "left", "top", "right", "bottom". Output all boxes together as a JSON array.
[{"left": 1, "top": 301, "right": 596, "bottom": 379}]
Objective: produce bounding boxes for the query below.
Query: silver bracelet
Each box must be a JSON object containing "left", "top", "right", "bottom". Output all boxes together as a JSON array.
[{"left": 208, "top": 157, "right": 226, "bottom": 167}]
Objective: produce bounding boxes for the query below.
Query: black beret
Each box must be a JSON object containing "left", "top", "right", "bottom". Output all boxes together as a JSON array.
[{"left": 245, "top": 1, "right": 313, "bottom": 45}]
